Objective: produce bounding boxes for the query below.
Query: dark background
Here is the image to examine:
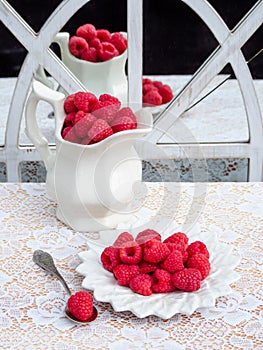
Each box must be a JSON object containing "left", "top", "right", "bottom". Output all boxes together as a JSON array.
[{"left": 0, "top": 0, "right": 262, "bottom": 78}]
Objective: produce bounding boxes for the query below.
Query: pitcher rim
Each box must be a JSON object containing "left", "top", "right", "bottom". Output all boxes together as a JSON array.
[{"left": 57, "top": 112, "right": 153, "bottom": 149}]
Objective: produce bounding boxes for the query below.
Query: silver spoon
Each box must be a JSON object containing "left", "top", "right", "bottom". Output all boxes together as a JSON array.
[{"left": 33, "top": 249, "right": 98, "bottom": 324}]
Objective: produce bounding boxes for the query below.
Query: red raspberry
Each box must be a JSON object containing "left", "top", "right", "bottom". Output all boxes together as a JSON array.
[
  {"left": 74, "top": 112, "right": 96, "bottom": 138},
  {"left": 81, "top": 136, "right": 92, "bottom": 145},
  {"left": 113, "top": 264, "right": 140, "bottom": 286},
  {"left": 152, "top": 269, "right": 175, "bottom": 293},
  {"left": 64, "top": 94, "right": 77, "bottom": 113},
  {"left": 87, "top": 139, "right": 96, "bottom": 145},
  {"left": 164, "top": 232, "right": 189, "bottom": 249},
  {"left": 143, "top": 90, "right": 162, "bottom": 106},
  {"left": 63, "top": 127, "right": 79, "bottom": 144},
  {"left": 69, "top": 36, "right": 89, "bottom": 58},
  {"left": 160, "top": 250, "right": 184, "bottom": 274},
  {"left": 89, "top": 38, "right": 103, "bottom": 51},
  {"left": 92, "top": 101, "right": 119, "bottom": 123},
  {"left": 80, "top": 47, "right": 97, "bottom": 62},
  {"left": 61, "top": 126, "right": 71, "bottom": 139},
  {"left": 87, "top": 93, "right": 98, "bottom": 111},
  {"left": 143, "top": 239, "right": 170, "bottom": 263},
  {"left": 114, "top": 107, "right": 137, "bottom": 123},
  {"left": 187, "top": 241, "right": 210, "bottom": 259},
  {"left": 76, "top": 23, "right": 97, "bottom": 42},
  {"left": 113, "top": 231, "right": 135, "bottom": 248},
  {"left": 152, "top": 81, "right": 164, "bottom": 89},
  {"left": 143, "top": 83, "right": 157, "bottom": 95},
  {"left": 111, "top": 116, "right": 137, "bottom": 133},
  {"left": 74, "top": 92, "right": 98, "bottom": 113},
  {"left": 96, "top": 95, "right": 121, "bottom": 122},
  {"left": 96, "top": 29, "right": 111, "bottom": 42},
  {"left": 129, "top": 274, "right": 153, "bottom": 296},
  {"left": 119, "top": 244, "right": 142, "bottom": 265},
  {"left": 110, "top": 32, "right": 127, "bottom": 54},
  {"left": 74, "top": 92, "right": 90, "bottom": 112},
  {"left": 172, "top": 268, "right": 202, "bottom": 292},
  {"left": 139, "top": 261, "right": 159, "bottom": 274},
  {"left": 98, "top": 42, "right": 118, "bottom": 61},
  {"left": 64, "top": 112, "right": 76, "bottom": 126},
  {"left": 165, "top": 242, "right": 188, "bottom": 263},
  {"left": 100, "top": 246, "right": 120, "bottom": 272},
  {"left": 135, "top": 229, "right": 161, "bottom": 247},
  {"left": 99, "top": 94, "right": 121, "bottom": 107},
  {"left": 73, "top": 110, "right": 85, "bottom": 124},
  {"left": 88, "top": 119, "right": 113, "bottom": 142},
  {"left": 158, "top": 84, "right": 174, "bottom": 103},
  {"left": 142, "top": 78, "right": 152, "bottom": 85},
  {"left": 186, "top": 253, "right": 210, "bottom": 280},
  {"left": 67, "top": 291, "right": 93, "bottom": 321}
]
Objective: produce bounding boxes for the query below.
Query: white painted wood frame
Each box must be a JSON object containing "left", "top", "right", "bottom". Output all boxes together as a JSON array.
[
  {"left": 0, "top": 0, "right": 262, "bottom": 181},
  {"left": 142, "top": 0, "right": 263, "bottom": 182}
]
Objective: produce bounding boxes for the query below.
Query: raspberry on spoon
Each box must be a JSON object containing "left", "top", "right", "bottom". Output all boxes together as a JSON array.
[
  {"left": 33, "top": 250, "right": 98, "bottom": 324},
  {"left": 67, "top": 291, "right": 95, "bottom": 322}
]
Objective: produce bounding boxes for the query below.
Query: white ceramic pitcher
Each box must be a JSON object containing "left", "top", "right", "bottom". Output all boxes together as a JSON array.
[
  {"left": 25, "top": 80, "right": 153, "bottom": 232},
  {"left": 52, "top": 32, "right": 128, "bottom": 103}
]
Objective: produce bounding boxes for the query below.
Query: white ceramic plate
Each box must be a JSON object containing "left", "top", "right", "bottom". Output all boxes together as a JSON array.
[
  {"left": 76, "top": 227, "right": 240, "bottom": 318},
  {"left": 143, "top": 102, "right": 170, "bottom": 115}
]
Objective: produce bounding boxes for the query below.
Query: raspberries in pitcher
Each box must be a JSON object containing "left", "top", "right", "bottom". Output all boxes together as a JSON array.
[
  {"left": 61, "top": 91, "right": 138, "bottom": 145},
  {"left": 100, "top": 229, "right": 211, "bottom": 296},
  {"left": 69, "top": 23, "right": 127, "bottom": 62}
]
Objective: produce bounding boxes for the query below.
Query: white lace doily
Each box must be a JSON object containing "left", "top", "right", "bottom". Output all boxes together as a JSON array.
[{"left": 1, "top": 182, "right": 263, "bottom": 349}]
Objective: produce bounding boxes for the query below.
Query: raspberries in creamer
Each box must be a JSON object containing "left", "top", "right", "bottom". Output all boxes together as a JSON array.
[
  {"left": 100, "top": 229, "right": 211, "bottom": 296},
  {"left": 69, "top": 23, "right": 127, "bottom": 63}
]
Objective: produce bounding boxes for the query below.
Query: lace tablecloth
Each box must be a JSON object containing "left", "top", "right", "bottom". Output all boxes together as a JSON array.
[{"left": 0, "top": 182, "right": 262, "bottom": 350}]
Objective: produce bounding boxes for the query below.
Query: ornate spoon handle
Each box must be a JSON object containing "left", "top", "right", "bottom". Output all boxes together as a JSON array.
[{"left": 33, "top": 250, "right": 71, "bottom": 296}]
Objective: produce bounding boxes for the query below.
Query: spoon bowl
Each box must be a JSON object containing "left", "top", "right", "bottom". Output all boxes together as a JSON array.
[
  {"left": 65, "top": 306, "right": 98, "bottom": 324},
  {"left": 33, "top": 249, "right": 98, "bottom": 324}
]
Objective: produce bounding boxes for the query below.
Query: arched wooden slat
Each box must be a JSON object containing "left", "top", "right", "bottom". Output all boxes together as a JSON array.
[{"left": 143, "top": 0, "right": 263, "bottom": 181}]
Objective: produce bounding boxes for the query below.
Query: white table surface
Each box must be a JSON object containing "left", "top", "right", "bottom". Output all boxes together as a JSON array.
[
  {"left": 147, "top": 75, "right": 263, "bottom": 144},
  {"left": 0, "top": 181, "right": 262, "bottom": 349}
]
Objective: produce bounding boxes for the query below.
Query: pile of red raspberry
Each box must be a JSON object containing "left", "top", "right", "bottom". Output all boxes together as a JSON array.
[
  {"left": 69, "top": 23, "right": 127, "bottom": 62},
  {"left": 61, "top": 92, "right": 137, "bottom": 145},
  {"left": 143, "top": 78, "right": 174, "bottom": 106},
  {"left": 101, "top": 229, "right": 210, "bottom": 296}
]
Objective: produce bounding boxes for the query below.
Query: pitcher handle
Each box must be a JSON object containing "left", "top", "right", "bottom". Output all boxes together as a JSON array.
[
  {"left": 35, "top": 66, "right": 55, "bottom": 89},
  {"left": 25, "top": 80, "right": 65, "bottom": 170},
  {"left": 53, "top": 32, "right": 70, "bottom": 58},
  {"left": 34, "top": 33, "right": 69, "bottom": 90}
]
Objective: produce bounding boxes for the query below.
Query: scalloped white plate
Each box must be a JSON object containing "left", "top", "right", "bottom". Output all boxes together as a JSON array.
[{"left": 76, "top": 228, "right": 240, "bottom": 318}]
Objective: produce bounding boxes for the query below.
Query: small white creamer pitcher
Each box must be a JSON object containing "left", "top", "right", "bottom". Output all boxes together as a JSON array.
[
  {"left": 25, "top": 80, "right": 153, "bottom": 232},
  {"left": 52, "top": 32, "right": 128, "bottom": 103}
]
